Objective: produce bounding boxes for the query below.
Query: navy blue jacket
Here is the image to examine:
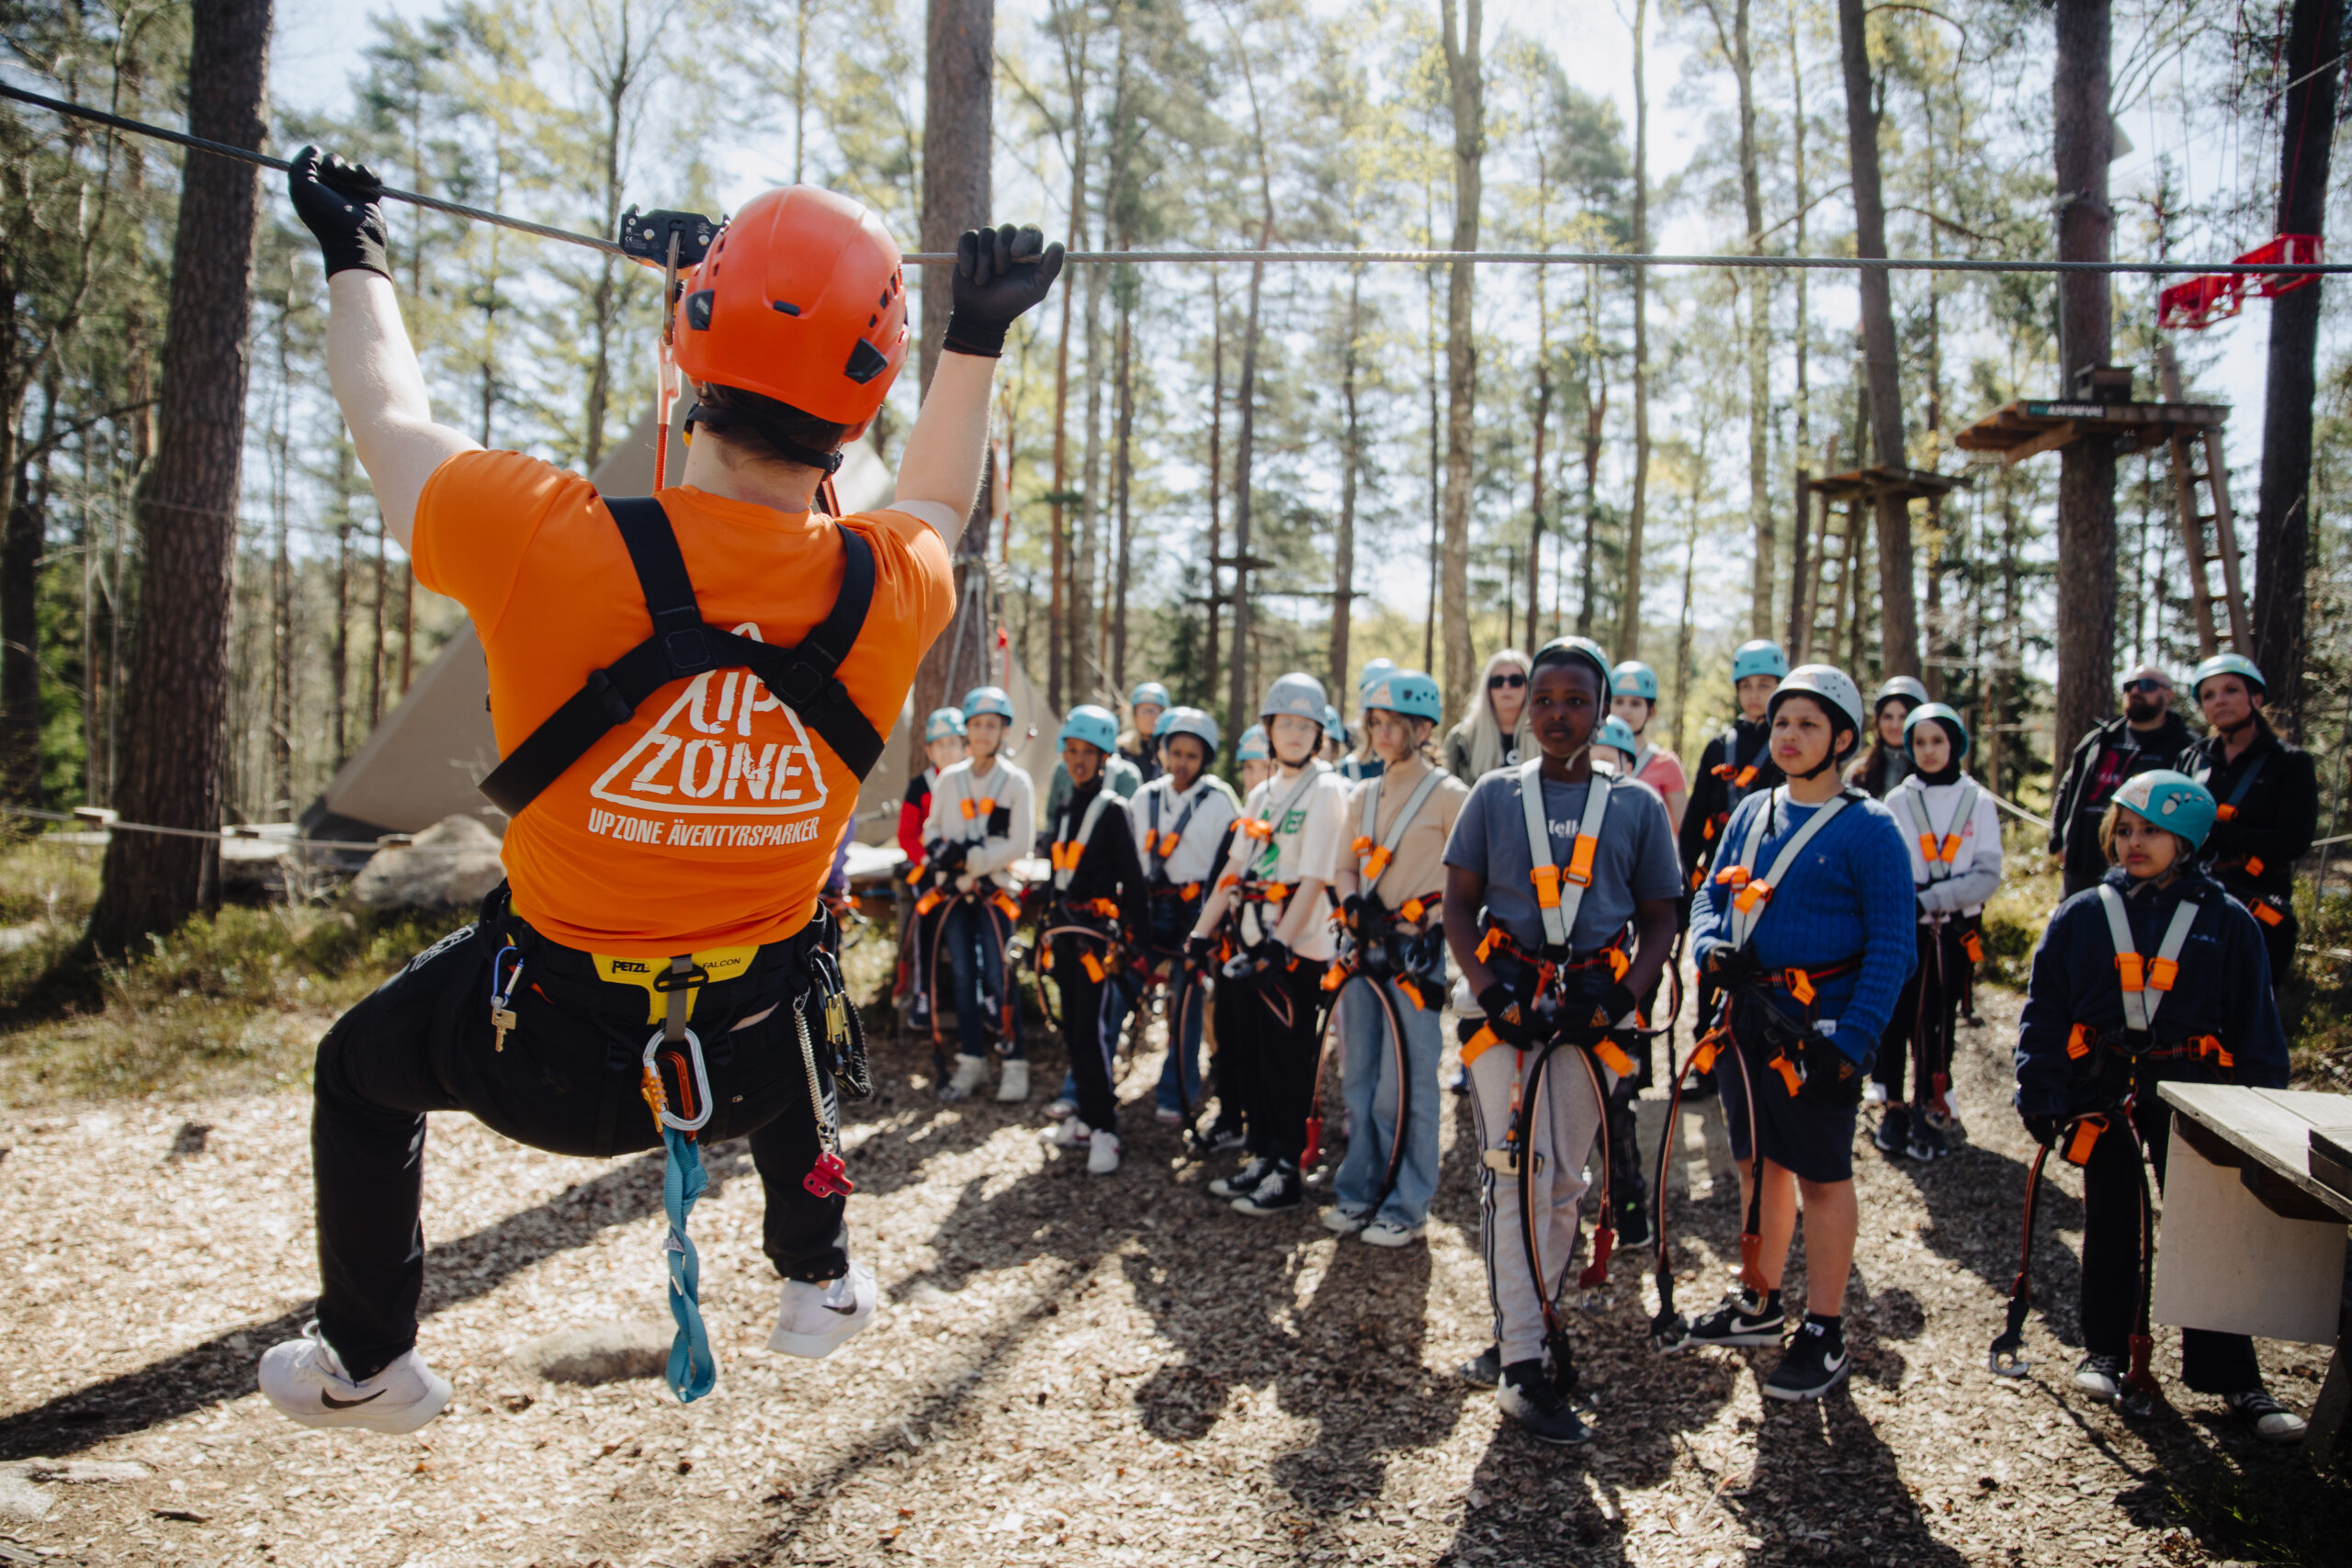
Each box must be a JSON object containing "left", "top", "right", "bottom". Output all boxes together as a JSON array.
[{"left": 2013, "top": 865, "right": 2289, "bottom": 1117}]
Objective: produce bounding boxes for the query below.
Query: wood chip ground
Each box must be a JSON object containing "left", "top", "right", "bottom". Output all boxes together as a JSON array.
[{"left": 1, "top": 975, "right": 2346, "bottom": 1565}]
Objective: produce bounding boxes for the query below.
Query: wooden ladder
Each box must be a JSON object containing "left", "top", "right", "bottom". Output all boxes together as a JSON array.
[{"left": 2158, "top": 345, "right": 2253, "bottom": 658}]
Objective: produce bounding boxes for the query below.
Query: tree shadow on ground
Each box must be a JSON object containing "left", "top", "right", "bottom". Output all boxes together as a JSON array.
[{"left": 1718, "top": 1391, "right": 1973, "bottom": 1566}]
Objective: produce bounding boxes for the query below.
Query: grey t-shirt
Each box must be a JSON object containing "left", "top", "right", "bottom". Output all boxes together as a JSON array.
[{"left": 1444, "top": 766, "right": 1683, "bottom": 952}]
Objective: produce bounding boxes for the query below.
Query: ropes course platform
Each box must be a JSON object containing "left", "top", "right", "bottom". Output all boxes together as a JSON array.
[
  {"left": 1806, "top": 465, "right": 1969, "bottom": 502},
  {"left": 1954, "top": 397, "right": 2229, "bottom": 467}
]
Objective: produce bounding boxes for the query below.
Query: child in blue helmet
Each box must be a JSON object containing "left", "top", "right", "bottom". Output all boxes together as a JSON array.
[
  {"left": 1344, "top": 658, "right": 1399, "bottom": 783},
  {"left": 1036, "top": 705, "right": 1150, "bottom": 1174},
  {"left": 2012, "top": 770, "right": 2301, "bottom": 1439},
  {"left": 898, "top": 708, "right": 969, "bottom": 1032},
  {"left": 923, "top": 685, "right": 1037, "bottom": 1103},
  {"left": 1681, "top": 664, "right": 1916, "bottom": 1402},
  {"left": 1871, "top": 704, "right": 2002, "bottom": 1163},
  {"left": 1128, "top": 707, "right": 1241, "bottom": 1126},
  {"left": 1326, "top": 670, "right": 1466, "bottom": 1247},
  {"left": 1120, "top": 681, "right": 1171, "bottom": 783},
  {"left": 1235, "top": 723, "right": 1273, "bottom": 795}
]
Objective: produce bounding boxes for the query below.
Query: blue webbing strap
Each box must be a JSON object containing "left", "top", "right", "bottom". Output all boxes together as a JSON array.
[{"left": 659, "top": 1124, "right": 718, "bottom": 1403}]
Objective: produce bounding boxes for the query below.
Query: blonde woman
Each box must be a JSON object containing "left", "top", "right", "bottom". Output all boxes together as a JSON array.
[{"left": 1442, "top": 649, "right": 1535, "bottom": 784}]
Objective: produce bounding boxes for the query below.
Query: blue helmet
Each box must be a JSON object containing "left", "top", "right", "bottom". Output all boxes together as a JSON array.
[
  {"left": 2190, "top": 652, "right": 2265, "bottom": 704},
  {"left": 2112, "top": 768, "right": 2217, "bottom": 852},
  {"left": 1597, "top": 715, "right": 1641, "bottom": 757},
  {"left": 1261, "top": 671, "right": 1329, "bottom": 727},
  {"left": 1732, "top": 639, "right": 1789, "bottom": 683},
  {"left": 923, "top": 706, "right": 967, "bottom": 743},
  {"left": 1903, "top": 701, "right": 1971, "bottom": 762},
  {"left": 1363, "top": 669, "right": 1443, "bottom": 725},
  {"left": 1152, "top": 706, "right": 1177, "bottom": 736},
  {"left": 1610, "top": 660, "right": 1659, "bottom": 703},
  {"left": 961, "top": 685, "right": 1014, "bottom": 721},
  {"left": 1322, "top": 703, "right": 1347, "bottom": 741},
  {"left": 1531, "top": 635, "right": 1612, "bottom": 693},
  {"left": 1160, "top": 705, "right": 1220, "bottom": 756},
  {"left": 1058, "top": 704, "right": 1119, "bottom": 754},
  {"left": 1235, "top": 723, "right": 1271, "bottom": 762},
  {"left": 1874, "top": 674, "right": 1929, "bottom": 713},
  {"left": 1130, "top": 681, "right": 1171, "bottom": 712},
  {"left": 1358, "top": 657, "right": 1398, "bottom": 692}
]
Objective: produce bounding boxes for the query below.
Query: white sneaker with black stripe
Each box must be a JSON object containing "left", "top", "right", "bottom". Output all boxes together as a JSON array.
[{"left": 259, "top": 1322, "right": 450, "bottom": 1434}]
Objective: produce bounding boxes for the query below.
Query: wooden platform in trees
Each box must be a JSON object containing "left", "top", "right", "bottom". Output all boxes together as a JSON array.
[{"left": 1953, "top": 398, "right": 2230, "bottom": 467}]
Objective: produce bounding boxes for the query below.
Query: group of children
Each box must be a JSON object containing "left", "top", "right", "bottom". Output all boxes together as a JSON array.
[{"left": 892, "top": 642, "right": 2309, "bottom": 1449}]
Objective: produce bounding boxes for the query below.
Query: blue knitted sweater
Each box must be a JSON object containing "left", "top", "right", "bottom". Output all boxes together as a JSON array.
[{"left": 1690, "top": 786, "right": 1919, "bottom": 1058}]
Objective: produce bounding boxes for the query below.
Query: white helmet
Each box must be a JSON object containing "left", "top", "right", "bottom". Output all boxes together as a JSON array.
[
  {"left": 1768, "top": 664, "right": 1867, "bottom": 771},
  {"left": 1261, "top": 671, "right": 1329, "bottom": 728}
]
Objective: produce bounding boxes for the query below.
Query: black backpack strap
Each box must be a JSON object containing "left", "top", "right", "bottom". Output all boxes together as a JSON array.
[{"left": 479, "top": 496, "right": 886, "bottom": 818}]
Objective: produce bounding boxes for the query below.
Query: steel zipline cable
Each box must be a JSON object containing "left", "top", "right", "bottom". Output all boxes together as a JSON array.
[{"left": 8, "top": 79, "right": 2349, "bottom": 280}]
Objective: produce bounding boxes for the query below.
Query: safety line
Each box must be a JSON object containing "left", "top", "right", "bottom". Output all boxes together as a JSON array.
[
  {"left": 1984, "top": 791, "right": 2052, "bottom": 830},
  {"left": 2, "top": 802, "right": 476, "bottom": 853},
  {"left": 8, "top": 81, "right": 2347, "bottom": 279}
]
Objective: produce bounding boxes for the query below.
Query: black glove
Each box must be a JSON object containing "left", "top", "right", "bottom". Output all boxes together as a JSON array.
[
  {"left": 2021, "top": 1112, "right": 2062, "bottom": 1149},
  {"left": 931, "top": 840, "right": 968, "bottom": 875},
  {"left": 1582, "top": 982, "right": 1639, "bottom": 1032},
  {"left": 1798, "top": 1032, "right": 1869, "bottom": 1106},
  {"left": 944, "top": 224, "right": 1066, "bottom": 357},
  {"left": 1477, "top": 984, "right": 1532, "bottom": 1047},
  {"left": 1184, "top": 933, "right": 1214, "bottom": 969},
  {"left": 1341, "top": 894, "right": 1367, "bottom": 931},
  {"left": 1706, "top": 946, "right": 1765, "bottom": 992},
  {"left": 1261, "top": 939, "right": 1294, "bottom": 971},
  {"left": 288, "top": 146, "right": 390, "bottom": 280}
]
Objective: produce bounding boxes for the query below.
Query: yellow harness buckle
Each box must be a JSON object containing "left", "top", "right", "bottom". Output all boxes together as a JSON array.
[{"left": 594, "top": 947, "right": 759, "bottom": 1026}]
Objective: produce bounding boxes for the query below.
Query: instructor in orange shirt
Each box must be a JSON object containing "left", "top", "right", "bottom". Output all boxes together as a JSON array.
[{"left": 259, "top": 148, "right": 1060, "bottom": 1433}]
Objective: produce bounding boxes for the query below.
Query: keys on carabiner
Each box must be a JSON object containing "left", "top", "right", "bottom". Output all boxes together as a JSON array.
[
  {"left": 489, "top": 941, "right": 525, "bottom": 1053},
  {"left": 491, "top": 1006, "right": 518, "bottom": 1052}
]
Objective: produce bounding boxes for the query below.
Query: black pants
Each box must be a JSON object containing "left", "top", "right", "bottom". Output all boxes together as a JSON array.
[
  {"left": 2078, "top": 1072, "right": 2260, "bottom": 1393},
  {"left": 1873, "top": 920, "right": 1971, "bottom": 1108},
  {"left": 311, "top": 895, "right": 847, "bottom": 1382},
  {"left": 1244, "top": 960, "right": 1328, "bottom": 1164},
  {"left": 1052, "top": 934, "right": 1123, "bottom": 1134}
]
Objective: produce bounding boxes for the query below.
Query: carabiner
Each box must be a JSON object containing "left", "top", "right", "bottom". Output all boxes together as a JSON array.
[{"left": 642, "top": 1026, "right": 716, "bottom": 1134}]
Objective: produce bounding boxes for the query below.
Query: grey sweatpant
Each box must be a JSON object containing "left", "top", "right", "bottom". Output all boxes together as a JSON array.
[{"left": 1465, "top": 1036, "right": 1612, "bottom": 1366}]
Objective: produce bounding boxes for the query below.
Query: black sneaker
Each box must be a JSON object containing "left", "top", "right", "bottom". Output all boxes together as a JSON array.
[
  {"left": 1679, "top": 1288, "right": 1785, "bottom": 1348},
  {"left": 2223, "top": 1388, "right": 2309, "bottom": 1443},
  {"left": 1200, "top": 1117, "right": 1248, "bottom": 1154},
  {"left": 2073, "top": 1352, "right": 2126, "bottom": 1405},
  {"left": 1614, "top": 1194, "right": 1651, "bottom": 1247},
  {"left": 1873, "top": 1104, "right": 1910, "bottom": 1156},
  {"left": 1231, "top": 1161, "right": 1303, "bottom": 1215},
  {"left": 1457, "top": 1343, "right": 1502, "bottom": 1388},
  {"left": 1764, "top": 1319, "right": 1850, "bottom": 1401},
  {"left": 1207, "top": 1156, "right": 1272, "bottom": 1200},
  {"left": 1498, "top": 1360, "right": 1594, "bottom": 1445},
  {"left": 1907, "top": 1118, "right": 1945, "bottom": 1163}
]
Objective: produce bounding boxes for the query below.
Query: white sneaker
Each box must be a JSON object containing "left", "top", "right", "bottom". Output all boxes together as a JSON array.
[
  {"left": 1046, "top": 1096, "right": 1080, "bottom": 1120},
  {"left": 943, "top": 1054, "right": 988, "bottom": 1101},
  {"left": 1042, "top": 1117, "right": 1092, "bottom": 1148},
  {"left": 1862, "top": 1079, "right": 1888, "bottom": 1106},
  {"left": 995, "top": 1058, "right": 1031, "bottom": 1102},
  {"left": 258, "top": 1321, "right": 450, "bottom": 1434},
  {"left": 2224, "top": 1388, "right": 2309, "bottom": 1443},
  {"left": 1087, "top": 1130, "right": 1122, "bottom": 1175},
  {"left": 768, "top": 1261, "right": 877, "bottom": 1359},
  {"left": 1319, "top": 1203, "right": 1371, "bottom": 1235},
  {"left": 1360, "top": 1218, "right": 1426, "bottom": 1247}
]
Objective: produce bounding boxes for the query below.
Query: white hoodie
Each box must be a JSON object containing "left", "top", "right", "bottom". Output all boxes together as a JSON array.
[{"left": 1890, "top": 771, "right": 2005, "bottom": 919}]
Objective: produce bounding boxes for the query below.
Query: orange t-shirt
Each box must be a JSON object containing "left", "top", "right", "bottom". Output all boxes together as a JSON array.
[{"left": 413, "top": 450, "right": 953, "bottom": 954}]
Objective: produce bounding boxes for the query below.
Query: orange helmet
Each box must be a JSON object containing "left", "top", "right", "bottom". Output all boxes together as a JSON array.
[{"left": 671, "top": 186, "right": 908, "bottom": 439}]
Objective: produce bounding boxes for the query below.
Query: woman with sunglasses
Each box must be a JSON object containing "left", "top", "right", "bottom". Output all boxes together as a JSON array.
[{"left": 1443, "top": 649, "right": 1536, "bottom": 785}]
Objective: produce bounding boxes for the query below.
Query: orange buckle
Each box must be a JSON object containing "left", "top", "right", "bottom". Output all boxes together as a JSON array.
[
  {"left": 2244, "top": 855, "right": 2265, "bottom": 878},
  {"left": 1039, "top": 944, "right": 1056, "bottom": 974},
  {"left": 1238, "top": 818, "right": 1273, "bottom": 841},
  {"left": 1917, "top": 833, "right": 1939, "bottom": 863},
  {"left": 1140, "top": 829, "right": 1158, "bottom": 853},
  {"left": 1732, "top": 878, "right": 1772, "bottom": 914},
  {"left": 1531, "top": 863, "right": 1563, "bottom": 909},
  {"left": 1606, "top": 946, "right": 1631, "bottom": 981},
  {"left": 992, "top": 892, "right": 1021, "bottom": 919},
  {"left": 1321, "top": 962, "right": 1349, "bottom": 993},
  {"left": 1566, "top": 834, "right": 1599, "bottom": 886},
  {"left": 1351, "top": 834, "right": 1374, "bottom": 858},
  {"left": 1476, "top": 928, "right": 1501, "bottom": 964},
  {"left": 2114, "top": 952, "right": 2145, "bottom": 992},
  {"left": 1964, "top": 931, "right": 1984, "bottom": 963},
  {"left": 1261, "top": 882, "right": 1292, "bottom": 904},
  {"left": 2254, "top": 901, "right": 2285, "bottom": 927},
  {"left": 2066, "top": 1022, "right": 2093, "bottom": 1060},
  {"left": 1702, "top": 817, "right": 1719, "bottom": 842},
  {"left": 1397, "top": 976, "right": 1430, "bottom": 1011},
  {"left": 1767, "top": 1050, "right": 1803, "bottom": 1096},
  {"left": 1713, "top": 864, "right": 1751, "bottom": 888},
  {"left": 1088, "top": 898, "right": 1121, "bottom": 919},
  {"left": 1159, "top": 831, "right": 1180, "bottom": 854},
  {"left": 1937, "top": 834, "right": 1962, "bottom": 864},
  {"left": 2216, "top": 803, "right": 2239, "bottom": 822},
  {"left": 2147, "top": 956, "right": 2178, "bottom": 992},
  {"left": 1363, "top": 846, "right": 1393, "bottom": 882},
  {"left": 1734, "top": 764, "right": 1758, "bottom": 788},
  {"left": 1217, "top": 874, "right": 1241, "bottom": 890},
  {"left": 1690, "top": 1032, "right": 1724, "bottom": 1074},
  {"left": 1181, "top": 881, "right": 1202, "bottom": 900},
  {"left": 1462, "top": 1023, "right": 1500, "bottom": 1068},
  {"left": 1712, "top": 762, "right": 1737, "bottom": 782},
  {"left": 916, "top": 889, "right": 944, "bottom": 916},
  {"left": 2064, "top": 1114, "right": 2107, "bottom": 1168},
  {"left": 1398, "top": 897, "right": 1429, "bottom": 923},
  {"left": 2193, "top": 1035, "right": 2235, "bottom": 1069},
  {"left": 1080, "top": 950, "right": 1106, "bottom": 983},
  {"left": 1784, "top": 968, "right": 1816, "bottom": 1007},
  {"left": 959, "top": 797, "right": 978, "bottom": 820},
  {"left": 1595, "top": 1038, "right": 1636, "bottom": 1077}
]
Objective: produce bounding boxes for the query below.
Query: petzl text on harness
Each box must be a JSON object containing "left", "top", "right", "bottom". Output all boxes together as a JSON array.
[{"left": 478, "top": 495, "right": 884, "bottom": 815}]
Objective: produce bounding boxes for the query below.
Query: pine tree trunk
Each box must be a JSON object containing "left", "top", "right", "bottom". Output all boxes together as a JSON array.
[
  {"left": 1615, "top": 0, "right": 1650, "bottom": 661},
  {"left": 1438, "top": 0, "right": 1484, "bottom": 708},
  {"left": 2050, "top": 0, "right": 2115, "bottom": 760},
  {"left": 90, "top": 0, "right": 271, "bottom": 950},
  {"left": 2253, "top": 0, "right": 2340, "bottom": 733},
  {"left": 1527, "top": 356, "right": 1548, "bottom": 651},
  {"left": 1202, "top": 274, "right": 1223, "bottom": 704},
  {"left": 1838, "top": 0, "right": 1920, "bottom": 681},
  {"left": 910, "top": 0, "right": 994, "bottom": 745}
]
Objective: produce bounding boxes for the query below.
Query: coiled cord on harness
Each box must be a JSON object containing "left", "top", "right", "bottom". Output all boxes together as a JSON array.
[
  {"left": 922, "top": 886, "right": 1021, "bottom": 1070},
  {"left": 1646, "top": 996, "right": 1770, "bottom": 1351},
  {"left": 1499, "top": 1026, "right": 1619, "bottom": 1395}
]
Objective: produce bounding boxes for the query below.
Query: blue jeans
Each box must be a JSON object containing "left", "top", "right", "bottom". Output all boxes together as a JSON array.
[
  {"left": 1154, "top": 965, "right": 1209, "bottom": 1113},
  {"left": 1332, "top": 975, "right": 1443, "bottom": 1226},
  {"left": 943, "top": 897, "right": 1020, "bottom": 1059}
]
